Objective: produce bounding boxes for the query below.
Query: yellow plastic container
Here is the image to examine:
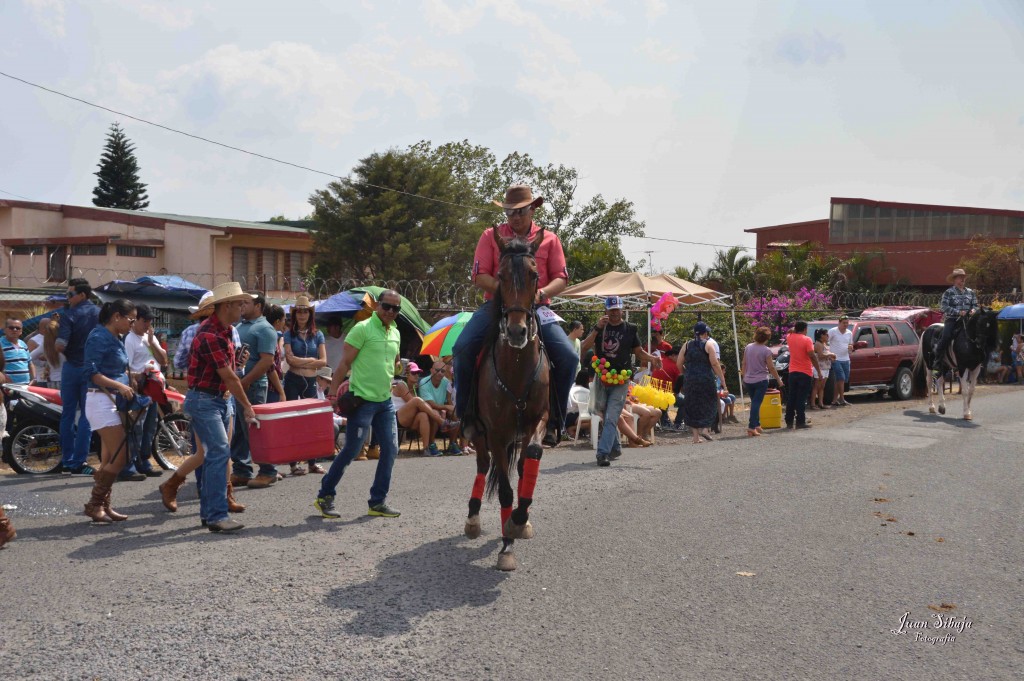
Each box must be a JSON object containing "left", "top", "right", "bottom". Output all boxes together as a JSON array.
[{"left": 760, "top": 389, "right": 783, "bottom": 429}]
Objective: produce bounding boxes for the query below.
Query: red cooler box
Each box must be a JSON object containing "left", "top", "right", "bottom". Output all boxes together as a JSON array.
[{"left": 249, "top": 398, "right": 336, "bottom": 465}]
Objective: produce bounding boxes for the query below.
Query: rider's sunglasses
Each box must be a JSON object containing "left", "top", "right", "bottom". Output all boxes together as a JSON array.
[
  {"left": 504, "top": 206, "right": 532, "bottom": 218},
  {"left": 379, "top": 302, "right": 401, "bottom": 313},
  {"left": 6, "top": 325, "right": 21, "bottom": 331}
]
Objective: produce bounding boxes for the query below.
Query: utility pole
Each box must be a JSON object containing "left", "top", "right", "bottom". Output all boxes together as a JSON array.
[{"left": 643, "top": 251, "right": 655, "bottom": 275}]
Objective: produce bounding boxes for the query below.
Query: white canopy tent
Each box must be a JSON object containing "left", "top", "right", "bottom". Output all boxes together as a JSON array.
[{"left": 551, "top": 271, "right": 744, "bottom": 399}]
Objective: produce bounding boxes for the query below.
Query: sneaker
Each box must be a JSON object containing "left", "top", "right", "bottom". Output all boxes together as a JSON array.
[
  {"left": 139, "top": 467, "right": 163, "bottom": 478},
  {"left": 314, "top": 495, "right": 341, "bottom": 519},
  {"left": 795, "top": 423, "right": 812, "bottom": 430},
  {"left": 367, "top": 502, "right": 401, "bottom": 518},
  {"left": 118, "top": 471, "right": 147, "bottom": 482},
  {"left": 427, "top": 442, "right": 441, "bottom": 457},
  {"left": 447, "top": 442, "right": 463, "bottom": 456},
  {"left": 596, "top": 455, "right": 610, "bottom": 467},
  {"left": 608, "top": 449, "right": 622, "bottom": 461},
  {"left": 64, "top": 464, "right": 96, "bottom": 476}
]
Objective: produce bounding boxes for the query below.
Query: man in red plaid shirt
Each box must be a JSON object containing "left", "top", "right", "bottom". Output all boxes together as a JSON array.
[{"left": 183, "top": 283, "right": 257, "bottom": 533}]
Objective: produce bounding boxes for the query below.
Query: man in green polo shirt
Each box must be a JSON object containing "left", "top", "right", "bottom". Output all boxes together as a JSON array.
[{"left": 315, "top": 289, "right": 403, "bottom": 519}]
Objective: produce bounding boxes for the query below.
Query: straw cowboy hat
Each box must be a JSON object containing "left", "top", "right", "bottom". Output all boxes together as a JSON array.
[
  {"left": 492, "top": 184, "right": 544, "bottom": 210},
  {"left": 189, "top": 282, "right": 256, "bottom": 320},
  {"left": 316, "top": 366, "right": 333, "bottom": 381},
  {"left": 293, "top": 294, "right": 314, "bottom": 310},
  {"left": 947, "top": 268, "right": 968, "bottom": 283},
  {"left": 188, "top": 291, "right": 215, "bottom": 320}
]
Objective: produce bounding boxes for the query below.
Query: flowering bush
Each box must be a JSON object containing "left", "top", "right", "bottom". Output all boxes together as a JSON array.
[{"left": 743, "top": 288, "right": 832, "bottom": 341}]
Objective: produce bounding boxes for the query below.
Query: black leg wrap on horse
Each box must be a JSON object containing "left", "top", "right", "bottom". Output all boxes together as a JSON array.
[
  {"left": 468, "top": 498, "right": 481, "bottom": 517},
  {"left": 511, "top": 501, "right": 531, "bottom": 526},
  {"left": 524, "top": 443, "right": 543, "bottom": 460},
  {"left": 497, "top": 486, "right": 513, "bottom": 509}
]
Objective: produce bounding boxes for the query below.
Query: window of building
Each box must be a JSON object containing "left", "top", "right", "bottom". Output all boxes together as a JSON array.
[
  {"left": 10, "top": 245, "right": 44, "bottom": 255},
  {"left": 948, "top": 213, "right": 970, "bottom": 240},
  {"left": 47, "top": 245, "right": 67, "bottom": 282},
  {"left": 231, "top": 247, "right": 310, "bottom": 290},
  {"left": 877, "top": 206, "right": 893, "bottom": 241},
  {"left": 893, "top": 209, "right": 911, "bottom": 241},
  {"left": 1009, "top": 217, "right": 1024, "bottom": 238},
  {"left": 72, "top": 244, "right": 107, "bottom": 256},
  {"left": 115, "top": 245, "right": 156, "bottom": 258}
]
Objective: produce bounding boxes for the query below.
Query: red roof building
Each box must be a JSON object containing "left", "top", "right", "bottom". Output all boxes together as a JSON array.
[{"left": 745, "top": 198, "right": 1024, "bottom": 289}]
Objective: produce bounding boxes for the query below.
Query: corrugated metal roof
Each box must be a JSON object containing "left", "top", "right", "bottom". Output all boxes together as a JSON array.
[{"left": 92, "top": 206, "right": 312, "bottom": 235}]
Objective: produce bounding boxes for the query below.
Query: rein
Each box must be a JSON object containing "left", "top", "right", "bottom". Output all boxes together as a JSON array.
[{"left": 490, "top": 315, "right": 547, "bottom": 444}]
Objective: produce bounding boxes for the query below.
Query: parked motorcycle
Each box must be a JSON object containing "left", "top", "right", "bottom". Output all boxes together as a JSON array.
[{"left": 1, "top": 383, "right": 193, "bottom": 475}]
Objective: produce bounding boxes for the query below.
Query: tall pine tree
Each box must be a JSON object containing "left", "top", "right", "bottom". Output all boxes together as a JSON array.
[{"left": 92, "top": 122, "right": 149, "bottom": 210}]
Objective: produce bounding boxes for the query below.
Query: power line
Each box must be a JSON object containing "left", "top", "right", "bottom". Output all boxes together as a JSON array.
[
  {"left": 0, "top": 187, "right": 33, "bottom": 201},
  {"left": 1, "top": 70, "right": 1016, "bottom": 260},
  {"left": 0, "top": 70, "right": 497, "bottom": 217}
]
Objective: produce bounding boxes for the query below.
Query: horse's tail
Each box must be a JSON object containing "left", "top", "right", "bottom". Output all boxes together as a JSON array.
[{"left": 484, "top": 440, "right": 520, "bottom": 500}]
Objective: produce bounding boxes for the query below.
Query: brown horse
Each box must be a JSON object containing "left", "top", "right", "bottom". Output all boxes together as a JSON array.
[{"left": 464, "top": 229, "right": 550, "bottom": 571}]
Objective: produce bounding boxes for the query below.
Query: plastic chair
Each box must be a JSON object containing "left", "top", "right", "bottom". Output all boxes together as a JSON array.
[{"left": 570, "top": 387, "right": 592, "bottom": 445}]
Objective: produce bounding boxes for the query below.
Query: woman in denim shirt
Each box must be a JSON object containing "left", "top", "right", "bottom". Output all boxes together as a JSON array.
[
  {"left": 283, "top": 296, "right": 327, "bottom": 475},
  {"left": 81, "top": 299, "right": 137, "bottom": 524}
]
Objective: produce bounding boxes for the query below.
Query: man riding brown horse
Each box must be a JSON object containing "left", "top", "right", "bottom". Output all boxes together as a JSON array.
[{"left": 452, "top": 184, "right": 577, "bottom": 447}]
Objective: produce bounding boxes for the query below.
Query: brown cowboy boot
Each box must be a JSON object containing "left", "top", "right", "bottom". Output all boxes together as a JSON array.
[
  {"left": 158, "top": 472, "right": 186, "bottom": 512},
  {"left": 102, "top": 473, "right": 128, "bottom": 520},
  {"left": 84, "top": 470, "right": 115, "bottom": 524},
  {"left": 0, "top": 507, "right": 16, "bottom": 548},
  {"left": 226, "top": 481, "right": 246, "bottom": 513}
]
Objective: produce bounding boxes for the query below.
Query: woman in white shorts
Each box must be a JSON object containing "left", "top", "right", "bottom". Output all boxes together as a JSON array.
[
  {"left": 811, "top": 328, "right": 836, "bottom": 410},
  {"left": 81, "top": 299, "right": 137, "bottom": 524}
]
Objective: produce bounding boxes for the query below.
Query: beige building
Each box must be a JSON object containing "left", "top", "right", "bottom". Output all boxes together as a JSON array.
[{"left": 0, "top": 199, "right": 315, "bottom": 317}]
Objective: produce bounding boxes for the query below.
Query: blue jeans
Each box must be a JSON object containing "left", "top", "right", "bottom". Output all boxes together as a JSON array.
[
  {"left": 594, "top": 381, "right": 628, "bottom": 458},
  {"left": 785, "top": 372, "right": 812, "bottom": 427},
  {"left": 230, "top": 382, "right": 274, "bottom": 479},
  {"left": 59, "top": 363, "right": 92, "bottom": 470},
  {"left": 184, "top": 390, "right": 232, "bottom": 523},
  {"left": 452, "top": 301, "right": 577, "bottom": 430},
  {"left": 318, "top": 398, "right": 398, "bottom": 507},
  {"left": 120, "top": 402, "right": 159, "bottom": 475},
  {"left": 744, "top": 380, "right": 768, "bottom": 429}
]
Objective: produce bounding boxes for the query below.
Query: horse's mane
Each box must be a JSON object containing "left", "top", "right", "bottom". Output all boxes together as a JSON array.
[
  {"left": 501, "top": 237, "right": 534, "bottom": 292},
  {"left": 966, "top": 309, "right": 999, "bottom": 353}
]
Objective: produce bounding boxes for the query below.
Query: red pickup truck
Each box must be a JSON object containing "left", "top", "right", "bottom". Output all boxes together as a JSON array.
[{"left": 773, "top": 318, "right": 920, "bottom": 402}]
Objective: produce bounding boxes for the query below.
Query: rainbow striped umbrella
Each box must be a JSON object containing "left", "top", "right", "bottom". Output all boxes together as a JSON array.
[{"left": 420, "top": 312, "right": 473, "bottom": 357}]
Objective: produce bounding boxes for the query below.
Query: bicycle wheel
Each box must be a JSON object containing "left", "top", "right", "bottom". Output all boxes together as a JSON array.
[
  {"left": 152, "top": 413, "right": 192, "bottom": 471},
  {"left": 6, "top": 423, "right": 62, "bottom": 474}
]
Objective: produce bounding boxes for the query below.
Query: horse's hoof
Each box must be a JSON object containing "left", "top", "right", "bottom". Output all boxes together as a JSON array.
[
  {"left": 496, "top": 552, "right": 517, "bottom": 571},
  {"left": 503, "top": 517, "right": 534, "bottom": 539},
  {"left": 928, "top": 406, "right": 936, "bottom": 414},
  {"left": 964, "top": 413, "right": 972, "bottom": 421},
  {"left": 464, "top": 516, "right": 481, "bottom": 539},
  {"left": 938, "top": 405, "right": 946, "bottom": 415}
]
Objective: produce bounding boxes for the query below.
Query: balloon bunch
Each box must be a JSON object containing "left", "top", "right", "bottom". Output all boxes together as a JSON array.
[
  {"left": 632, "top": 376, "right": 675, "bottom": 410},
  {"left": 650, "top": 292, "right": 679, "bottom": 332},
  {"left": 592, "top": 356, "right": 632, "bottom": 386}
]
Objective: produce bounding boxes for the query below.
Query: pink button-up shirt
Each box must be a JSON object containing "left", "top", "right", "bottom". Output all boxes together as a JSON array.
[{"left": 472, "top": 222, "right": 569, "bottom": 303}]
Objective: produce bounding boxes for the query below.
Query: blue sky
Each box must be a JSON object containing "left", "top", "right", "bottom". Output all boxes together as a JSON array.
[{"left": 1, "top": 0, "right": 1022, "bottom": 273}]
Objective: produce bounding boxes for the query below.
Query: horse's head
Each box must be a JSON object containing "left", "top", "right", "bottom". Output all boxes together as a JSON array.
[
  {"left": 969, "top": 308, "right": 1000, "bottom": 354},
  {"left": 493, "top": 227, "right": 542, "bottom": 349}
]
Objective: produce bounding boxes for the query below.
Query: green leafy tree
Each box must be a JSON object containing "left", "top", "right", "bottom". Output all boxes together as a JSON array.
[
  {"left": 414, "top": 141, "right": 646, "bottom": 283},
  {"left": 704, "top": 246, "right": 754, "bottom": 292},
  {"left": 92, "top": 122, "right": 149, "bottom": 210},
  {"left": 309, "top": 147, "right": 486, "bottom": 281},
  {"left": 955, "top": 236, "right": 1020, "bottom": 293},
  {"left": 673, "top": 263, "right": 706, "bottom": 283}
]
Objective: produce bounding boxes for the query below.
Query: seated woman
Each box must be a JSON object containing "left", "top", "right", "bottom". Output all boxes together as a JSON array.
[
  {"left": 391, "top": 363, "right": 445, "bottom": 455},
  {"left": 628, "top": 393, "right": 662, "bottom": 443},
  {"left": 985, "top": 349, "right": 1010, "bottom": 384}
]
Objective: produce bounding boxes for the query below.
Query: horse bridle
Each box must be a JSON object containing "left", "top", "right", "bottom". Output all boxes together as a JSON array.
[{"left": 497, "top": 251, "right": 539, "bottom": 347}]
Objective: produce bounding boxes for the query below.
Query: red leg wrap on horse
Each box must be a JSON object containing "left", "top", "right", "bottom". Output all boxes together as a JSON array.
[
  {"left": 471, "top": 473, "right": 486, "bottom": 500},
  {"left": 518, "top": 458, "right": 540, "bottom": 501},
  {"left": 500, "top": 506, "right": 512, "bottom": 536}
]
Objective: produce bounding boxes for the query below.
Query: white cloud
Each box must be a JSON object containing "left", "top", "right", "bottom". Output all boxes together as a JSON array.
[
  {"left": 104, "top": 0, "right": 196, "bottom": 30},
  {"left": 644, "top": 0, "right": 667, "bottom": 21},
  {"left": 22, "top": 0, "right": 65, "bottom": 38},
  {"left": 637, "top": 38, "right": 683, "bottom": 64}
]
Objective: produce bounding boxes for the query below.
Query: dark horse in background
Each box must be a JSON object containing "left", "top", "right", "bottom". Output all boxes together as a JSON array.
[
  {"left": 915, "top": 309, "right": 999, "bottom": 420},
  {"left": 464, "top": 229, "right": 550, "bottom": 572}
]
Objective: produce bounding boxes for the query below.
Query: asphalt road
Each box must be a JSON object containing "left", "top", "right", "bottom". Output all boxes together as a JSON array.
[{"left": 1, "top": 390, "right": 1021, "bottom": 680}]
